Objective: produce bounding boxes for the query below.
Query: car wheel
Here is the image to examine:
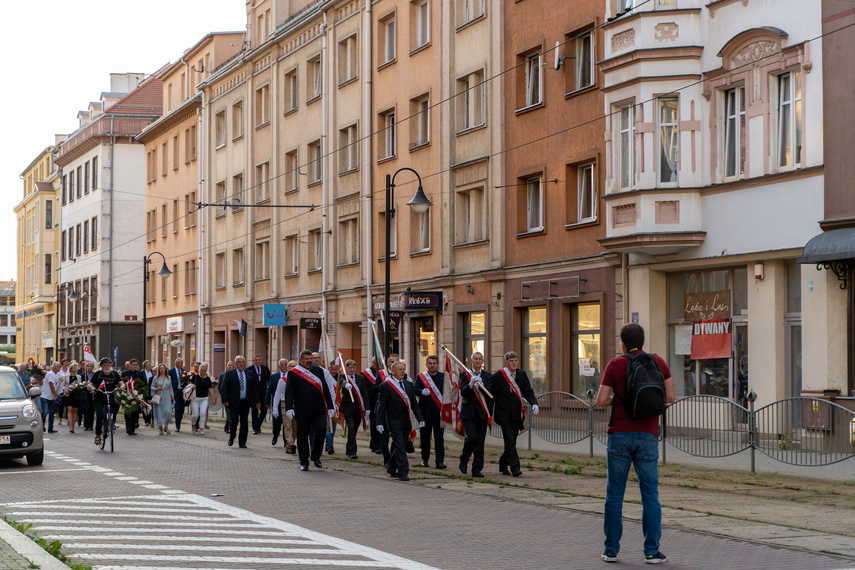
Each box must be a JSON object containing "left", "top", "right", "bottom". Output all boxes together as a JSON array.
[{"left": 26, "top": 448, "right": 44, "bottom": 466}]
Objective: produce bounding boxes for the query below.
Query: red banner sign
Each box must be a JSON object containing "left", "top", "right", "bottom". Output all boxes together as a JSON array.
[{"left": 690, "top": 319, "right": 732, "bottom": 360}]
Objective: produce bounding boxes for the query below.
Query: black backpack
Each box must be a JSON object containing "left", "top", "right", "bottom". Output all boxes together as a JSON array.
[{"left": 618, "top": 352, "right": 666, "bottom": 420}]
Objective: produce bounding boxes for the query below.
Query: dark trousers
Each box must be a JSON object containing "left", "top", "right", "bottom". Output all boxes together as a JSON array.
[
  {"left": 94, "top": 400, "right": 120, "bottom": 436},
  {"left": 460, "top": 417, "right": 489, "bottom": 473},
  {"left": 174, "top": 398, "right": 185, "bottom": 430},
  {"left": 271, "top": 412, "right": 284, "bottom": 443},
  {"left": 228, "top": 399, "right": 250, "bottom": 446},
  {"left": 296, "top": 413, "right": 327, "bottom": 466},
  {"left": 252, "top": 404, "right": 267, "bottom": 432},
  {"left": 497, "top": 419, "right": 521, "bottom": 472},
  {"left": 344, "top": 411, "right": 362, "bottom": 457},
  {"left": 81, "top": 396, "right": 94, "bottom": 429},
  {"left": 387, "top": 428, "right": 410, "bottom": 477},
  {"left": 124, "top": 410, "right": 139, "bottom": 434},
  {"left": 419, "top": 417, "right": 445, "bottom": 465},
  {"left": 141, "top": 405, "right": 151, "bottom": 426},
  {"left": 369, "top": 410, "right": 380, "bottom": 451},
  {"left": 380, "top": 427, "right": 391, "bottom": 465}
]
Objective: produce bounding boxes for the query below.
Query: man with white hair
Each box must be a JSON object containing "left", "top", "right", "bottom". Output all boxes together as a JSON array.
[
  {"left": 269, "top": 358, "right": 297, "bottom": 453},
  {"left": 39, "top": 362, "right": 61, "bottom": 433},
  {"left": 376, "top": 360, "right": 424, "bottom": 481}
]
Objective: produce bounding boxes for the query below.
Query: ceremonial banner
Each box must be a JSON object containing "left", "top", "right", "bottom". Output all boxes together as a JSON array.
[{"left": 690, "top": 319, "right": 732, "bottom": 360}]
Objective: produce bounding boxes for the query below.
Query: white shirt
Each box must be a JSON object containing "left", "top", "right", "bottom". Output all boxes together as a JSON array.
[
  {"left": 271, "top": 373, "right": 288, "bottom": 418},
  {"left": 41, "top": 371, "right": 58, "bottom": 400}
]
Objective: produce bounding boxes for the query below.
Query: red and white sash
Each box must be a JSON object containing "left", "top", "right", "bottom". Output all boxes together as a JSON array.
[
  {"left": 418, "top": 372, "right": 443, "bottom": 410},
  {"left": 500, "top": 368, "right": 526, "bottom": 424},
  {"left": 292, "top": 366, "right": 328, "bottom": 404},
  {"left": 346, "top": 376, "right": 368, "bottom": 429},
  {"left": 386, "top": 378, "right": 417, "bottom": 438},
  {"left": 362, "top": 368, "right": 377, "bottom": 385},
  {"left": 463, "top": 370, "right": 492, "bottom": 426}
]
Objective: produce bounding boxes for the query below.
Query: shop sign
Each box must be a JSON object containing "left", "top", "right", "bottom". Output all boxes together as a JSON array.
[
  {"left": 213, "top": 343, "right": 225, "bottom": 353},
  {"left": 167, "top": 316, "right": 183, "bottom": 332},
  {"left": 301, "top": 317, "right": 322, "bottom": 330},
  {"left": 690, "top": 319, "right": 732, "bottom": 360},
  {"left": 263, "top": 304, "right": 288, "bottom": 326},
  {"left": 403, "top": 291, "right": 443, "bottom": 310},
  {"left": 387, "top": 312, "right": 402, "bottom": 332},
  {"left": 683, "top": 291, "right": 730, "bottom": 321},
  {"left": 373, "top": 295, "right": 404, "bottom": 311}
]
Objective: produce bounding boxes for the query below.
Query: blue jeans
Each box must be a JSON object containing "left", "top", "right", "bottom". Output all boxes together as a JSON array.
[
  {"left": 38, "top": 398, "right": 54, "bottom": 432},
  {"left": 604, "top": 432, "right": 662, "bottom": 556},
  {"left": 325, "top": 419, "right": 336, "bottom": 450}
]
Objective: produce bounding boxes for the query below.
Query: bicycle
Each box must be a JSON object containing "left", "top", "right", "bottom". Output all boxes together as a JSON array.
[{"left": 95, "top": 387, "right": 116, "bottom": 452}]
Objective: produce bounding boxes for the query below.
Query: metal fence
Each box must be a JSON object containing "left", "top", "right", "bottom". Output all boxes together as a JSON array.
[{"left": 482, "top": 390, "right": 855, "bottom": 472}]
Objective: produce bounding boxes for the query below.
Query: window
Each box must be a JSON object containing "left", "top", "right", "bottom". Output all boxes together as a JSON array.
[
  {"left": 44, "top": 254, "right": 52, "bottom": 285},
  {"left": 172, "top": 264, "right": 179, "bottom": 298},
  {"left": 83, "top": 220, "right": 89, "bottom": 253},
  {"left": 412, "top": 209, "right": 430, "bottom": 252},
  {"left": 455, "top": 186, "right": 484, "bottom": 244},
  {"left": 338, "top": 125, "right": 359, "bottom": 173},
  {"left": 284, "top": 150, "right": 299, "bottom": 192},
  {"left": 412, "top": 1, "right": 430, "bottom": 50},
  {"left": 186, "top": 258, "right": 197, "bottom": 294},
  {"left": 284, "top": 69, "right": 298, "bottom": 112},
  {"left": 255, "top": 241, "right": 270, "bottom": 280},
  {"left": 76, "top": 167, "right": 82, "bottom": 198},
  {"left": 89, "top": 277, "right": 97, "bottom": 319},
  {"left": 232, "top": 248, "right": 244, "bottom": 285},
  {"left": 461, "top": 311, "right": 485, "bottom": 363},
  {"left": 215, "top": 181, "right": 227, "bottom": 217},
  {"left": 523, "top": 52, "right": 542, "bottom": 108},
  {"left": 456, "top": 70, "right": 484, "bottom": 132},
  {"left": 255, "top": 84, "right": 270, "bottom": 126},
  {"left": 172, "top": 199, "right": 179, "bottom": 233},
  {"left": 777, "top": 70, "right": 802, "bottom": 169},
  {"left": 618, "top": 104, "right": 636, "bottom": 189},
  {"left": 92, "top": 156, "right": 98, "bottom": 190},
  {"left": 457, "top": 0, "right": 484, "bottom": 27},
  {"left": 233, "top": 173, "right": 244, "bottom": 210},
  {"left": 338, "top": 218, "right": 359, "bottom": 265},
  {"left": 411, "top": 95, "right": 430, "bottom": 148},
  {"left": 575, "top": 163, "right": 597, "bottom": 223},
  {"left": 379, "top": 211, "right": 397, "bottom": 258},
  {"left": 161, "top": 204, "right": 167, "bottom": 237},
  {"left": 232, "top": 101, "right": 243, "bottom": 139},
  {"left": 309, "top": 229, "right": 322, "bottom": 271},
  {"left": 84, "top": 161, "right": 90, "bottom": 194},
  {"left": 570, "top": 29, "right": 594, "bottom": 92},
  {"left": 255, "top": 162, "right": 270, "bottom": 203},
  {"left": 308, "top": 140, "right": 322, "bottom": 184},
  {"left": 81, "top": 278, "right": 89, "bottom": 321},
  {"left": 185, "top": 191, "right": 197, "bottom": 226},
  {"left": 284, "top": 235, "right": 299, "bottom": 275},
  {"left": 162, "top": 142, "right": 168, "bottom": 175},
  {"left": 215, "top": 253, "right": 226, "bottom": 288},
  {"left": 379, "top": 110, "right": 396, "bottom": 159},
  {"left": 62, "top": 175, "right": 67, "bottom": 205},
  {"left": 215, "top": 111, "right": 226, "bottom": 147},
  {"left": 723, "top": 86, "right": 746, "bottom": 179},
  {"left": 91, "top": 217, "right": 97, "bottom": 251},
  {"left": 189, "top": 125, "right": 197, "bottom": 160},
  {"left": 615, "top": 0, "right": 636, "bottom": 15},
  {"left": 45, "top": 200, "right": 52, "bottom": 229},
  {"left": 571, "top": 304, "right": 601, "bottom": 396},
  {"left": 658, "top": 97, "right": 679, "bottom": 184},
  {"left": 526, "top": 177, "right": 544, "bottom": 232},
  {"left": 307, "top": 58, "right": 321, "bottom": 102},
  {"left": 173, "top": 135, "right": 179, "bottom": 169},
  {"left": 69, "top": 170, "right": 75, "bottom": 201},
  {"left": 75, "top": 223, "right": 81, "bottom": 256},
  {"left": 380, "top": 14, "right": 396, "bottom": 65},
  {"left": 338, "top": 36, "right": 358, "bottom": 84},
  {"left": 521, "top": 306, "right": 547, "bottom": 394}
]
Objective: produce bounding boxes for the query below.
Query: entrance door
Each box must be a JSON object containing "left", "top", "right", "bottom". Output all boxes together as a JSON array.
[
  {"left": 412, "top": 317, "right": 435, "bottom": 376},
  {"left": 733, "top": 323, "right": 748, "bottom": 423},
  {"left": 785, "top": 320, "right": 803, "bottom": 430}
]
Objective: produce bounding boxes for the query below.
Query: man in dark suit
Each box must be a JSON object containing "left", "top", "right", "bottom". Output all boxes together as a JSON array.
[
  {"left": 218, "top": 361, "right": 234, "bottom": 433},
  {"left": 249, "top": 354, "right": 270, "bottom": 434},
  {"left": 413, "top": 355, "right": 447, "bottom": 469},
  {"left": 376, "top": 360, "right": 424, "bottom": 481},
  {"left": 168, "top": 358, "right": 186, "bottom": 432},
  {"left": 284, "top": 350, "right": 335, "bottom": 471},
  {"left": 358, "top": 357, "right": 380, "bottom": 453},
  {"left": 492, "top": 351, "right": 538, "bottom": 477},
  {"left": 220, "top": 355, "right": 255, "bottom": 448},
  {"left": 458, "top": 351, "right": 493, "bottom": 478},
  {"left": 339, "top": 359, "right": 369, "bottom": 459}
]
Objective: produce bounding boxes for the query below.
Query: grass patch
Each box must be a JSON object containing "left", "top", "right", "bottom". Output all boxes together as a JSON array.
[
  {"left": 678, "top": 483, "right": 698, "bottom": 489},
  {"left": 4, "top": 517, "right": 92, "bottom": 570}
]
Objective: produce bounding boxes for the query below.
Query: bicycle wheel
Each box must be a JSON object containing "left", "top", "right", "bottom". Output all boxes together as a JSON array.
[
  {"left": 100, "top": 418, "right": 108, "bottom": 450},
  {"left": 109, "top": 414, "right": 115, "bottom": 452}
]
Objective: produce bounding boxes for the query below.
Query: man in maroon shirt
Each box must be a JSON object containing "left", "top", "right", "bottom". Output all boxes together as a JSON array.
[{"left": 596, "top": 323, "right": 675, "bottom": 565}]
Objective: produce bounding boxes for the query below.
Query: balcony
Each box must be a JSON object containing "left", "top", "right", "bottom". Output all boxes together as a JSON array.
[{"left": 597, "top": 188, "right": 705, "bottom": 255}]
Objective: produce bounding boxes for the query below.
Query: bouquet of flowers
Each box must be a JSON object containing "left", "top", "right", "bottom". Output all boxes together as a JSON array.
[
  {"left": 25, "top": 362, "right": 45, "bottom": 382},
  {"left": 180, "top": 369, "right": 196, "bottom": 386},
  {"left": 116, "top": 377, "right": 150, "bottom": 413},
  {"left": 68, "top": 377, "right": 88, "bottom": 394},
  {"left": 114, "top": 388, "right": 140, "bottom": 413}
]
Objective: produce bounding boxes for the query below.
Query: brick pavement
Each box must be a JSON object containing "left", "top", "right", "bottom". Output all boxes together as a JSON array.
[{"left": 0, "top": 418, "right": 853, "bottom": 569}]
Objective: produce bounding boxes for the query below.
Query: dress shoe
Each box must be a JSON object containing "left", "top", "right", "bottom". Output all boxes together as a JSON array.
[
  {"left": 435, "top": 463, "right": 447, "bottom": 469},
  {"left": 288, "top": 447, "right": 297, "bottom": 455},
  {"left": 326, "top": 447, "right": 335, "bottom": 455},
  {"left": 418, "top": 460, "right": 429, "bottom": 467},
  {"left": 313, "top": 459, "right": 323, "bottom": 468},
  {"left": 253, "top": 431, "right": 260, "bottom": 435},
  {"left": 175, "top": 428, "right": 180, "bottom": 432},
  {"left": 512, "top": 470, "right": 522, "bottom": 477},
  {"left": 399, "top": 475, "right": 410, "bottom": 481},
  {"left": 300, "top": 464, "right": 309, "bottom": 471},
  {"left": 228, "top": 439, "right": 234, "bottom": 446},
  {"left": 500, "top": 468, "right": 511, "bottom": 475},
  {"left": 386, "top": 466, "right": 398, "bottom": 477},
  {"left": 272, "top": 435, "right": 279, "bottom": 446},
  {"left": 348, "top": 454, "right": 358, "bottom": 459},
  {"left": 459, "top": 461, "right": 468, "bottom": 475},
  {"left": 373, "top": 449, "right": 382, "bottom": 455},
  {"left": 239, "top": 444, "right": 248, "bottom": 448},
  {"left": 472, "top": 471, "right": 484, "bottom": 478}
]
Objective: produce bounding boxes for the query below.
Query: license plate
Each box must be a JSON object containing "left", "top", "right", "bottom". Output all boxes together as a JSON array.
[{"left": 0, "top": 436, "right": 9, "bottom": 445}]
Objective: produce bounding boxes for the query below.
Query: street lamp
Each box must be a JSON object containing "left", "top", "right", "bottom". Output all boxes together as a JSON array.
[
  {"left": 142, "top": 252, "right": 172, "bottom": 361},
  {"left": 383, "top": 168, "right": 432, "bottom": 361}
]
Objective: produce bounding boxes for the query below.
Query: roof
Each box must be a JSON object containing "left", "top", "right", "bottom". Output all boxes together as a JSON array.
[
  {"left": 797, "top": 228, "right": 855, "bottom": 264},
  {"left": 105, "top": 76, "right": 163, "bottom": 115}
]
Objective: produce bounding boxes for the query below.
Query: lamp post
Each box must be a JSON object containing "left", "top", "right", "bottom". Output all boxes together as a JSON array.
[
  {"left": 142, "top": 252, "right": 173, "bottom": 362},
  {"left": 383, "top": 168, "right": 432, "bottom": 361}
]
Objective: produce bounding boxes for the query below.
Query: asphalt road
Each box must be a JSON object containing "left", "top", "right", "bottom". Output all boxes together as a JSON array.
[{"left": 0, "top": 426, "right": 852, "bottom": 569}]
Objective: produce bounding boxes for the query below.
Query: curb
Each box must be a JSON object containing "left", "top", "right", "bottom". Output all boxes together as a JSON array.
[{"left": 0, "top": 520, "right": 71, "bottom": 570}]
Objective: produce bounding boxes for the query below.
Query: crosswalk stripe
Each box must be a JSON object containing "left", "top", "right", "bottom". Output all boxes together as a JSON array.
[
  {"left": 64, "top": 544, "right": 342, "bottom": 554},
  {"left": 42, "top": 535, "right": 319, "bottom": 544},
  {"left": 85, "top": 554, "right": 395, "bottom": 566}
]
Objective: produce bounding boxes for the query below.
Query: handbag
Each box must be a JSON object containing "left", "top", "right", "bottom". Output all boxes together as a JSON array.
[
  {"left": 182, "top": 383, "right": 196, "bottom": 404},
  {"left": 151, "top": 393, "right": 162, "bottom": 405}
]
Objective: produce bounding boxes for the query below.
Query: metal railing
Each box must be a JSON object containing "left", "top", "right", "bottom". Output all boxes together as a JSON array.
[{"left": 476, "top": 390, "right": 855, "bottom": 472}]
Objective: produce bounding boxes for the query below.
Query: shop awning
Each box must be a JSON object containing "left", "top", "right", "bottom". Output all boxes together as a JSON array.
[{"left": 797, "top": 228, "right": 855, "bottom": 264}]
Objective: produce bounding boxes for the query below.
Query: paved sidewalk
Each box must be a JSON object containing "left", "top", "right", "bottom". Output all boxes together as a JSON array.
[{"left": 0, "top": 519, "right": 68, "bottom": 570}]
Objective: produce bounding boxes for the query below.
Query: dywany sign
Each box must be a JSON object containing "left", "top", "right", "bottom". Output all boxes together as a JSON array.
[{"left": 263, "top": 304, "right": 288, "bottom": 326}]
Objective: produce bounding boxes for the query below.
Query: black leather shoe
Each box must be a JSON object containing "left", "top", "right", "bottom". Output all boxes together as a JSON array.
[
  {"left": 300, "top": 464, "right": 309, "bottom": 471},
  {"left": 348, "top": 454, "right": 358, "bottom": 459},
  {"left": 386, "top": 466, "right": 398, "bottom": 477},
  {"left": 459, "top": 461, "right": 467, "bottom": 474},
  {"left": 313, "top": 459, "right": 323, "bottom": 468},
  {"left": 373, "top": 449, "right": 382, "bottom": 455},
  {"left": 228, "top": 439, "right": 234, "bottom": 446},
  {"left": 326, "top": 447, "right": 335, "bottom": 455},
  {"left": 239, "top": 444, "right": 248, "bottom": 448},
  {"left": 436, "top": 463, "right": 447, "bottom": 469},
  {"left": 288, "top": 447, "right": 297, "bottom": 454},
  {"left": 500, "top": 468, "right": 511, "bottom": 475},
  {"left": 418, "top": 460, "right": 429, "bottom": 467},
  {"left": 512, "top": 470, "right": 522, "bottom": 477},
  {"left": 399, "top": 475, "right": 410, "bottom": 481},
  {"left": 472, "top": 471, "right": 484, "bottom": 478},
  {"left": 271, "top": 436, "right": 278, "bottom": 446}
]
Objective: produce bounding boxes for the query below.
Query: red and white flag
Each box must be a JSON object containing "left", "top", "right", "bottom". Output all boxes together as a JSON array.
[
  {"left": 445, "top": 355, "right": 464, "bottom": 436},
  {"left": 83, "top": 343, "right": 98, "bottom": 365}
]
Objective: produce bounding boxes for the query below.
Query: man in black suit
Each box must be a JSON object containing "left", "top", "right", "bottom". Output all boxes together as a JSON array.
[
  {"left": 168, "top": 358, "right": 186, "bottom": 432},
  {"left": 458, "top": 352, "right": 493, "bottom": 478},
  {"left": 339, "top": 359, "right": 369, "bottom": 459},
  {"left": 220, "top": 355, "right": 255, "bottom": 448},
  {"left": 284, "top": 349, "right": 335, "bottom": 471},
  {"left": 358, "top": 357, "right": 380, "bottom": 453},
  {"left": 413, "top": 354, "right": 447, "bottom": 469},
  {"left": 376, "top": 360, "right": 424, "bottom": 481},
  {"left": 218, "top": 361, "right": 234, "bottom": 433},
  {"left": 249, "top": 354, "right": 270, "bottom": 434},
  {"left": 492, "top": 351, "right": 538, "bottom": 477}
]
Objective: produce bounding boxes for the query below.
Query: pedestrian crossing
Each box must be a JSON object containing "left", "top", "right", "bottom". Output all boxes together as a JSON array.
[{"left": 1, "top": 452, "right": 439, "bottom": 570}]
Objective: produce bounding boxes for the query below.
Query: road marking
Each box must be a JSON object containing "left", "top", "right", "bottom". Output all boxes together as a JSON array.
[{"left": 0, "top": 468, "right": 88, "bottom": 474}]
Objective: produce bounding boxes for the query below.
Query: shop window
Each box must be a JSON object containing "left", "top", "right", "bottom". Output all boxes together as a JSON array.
[
  {"left": 412, "top": 317, "right": 435, "bottom": 375},
  {"left": 571, "top": 304, "right": 600, "bottom": 397},
  {"left": 521, "top": 306, "right": 546, "bottom": 394},
  {"left": 461, "top": 311, "right": 486, "bottom": 363}
]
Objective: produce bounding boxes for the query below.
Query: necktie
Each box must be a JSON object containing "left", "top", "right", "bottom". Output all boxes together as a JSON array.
[
  {"left": 399, "top": 380, "right": 405, "bottom": 392},
  {"left": 239, "top": 371, "right": 245, "bottom": 392}
]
